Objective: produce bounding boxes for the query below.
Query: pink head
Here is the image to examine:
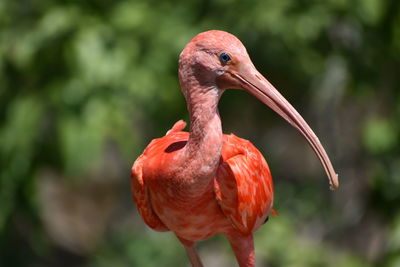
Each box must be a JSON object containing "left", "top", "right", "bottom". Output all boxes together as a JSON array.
[{"left": 179, "top": 30, "right": 339, "bottom": 189}]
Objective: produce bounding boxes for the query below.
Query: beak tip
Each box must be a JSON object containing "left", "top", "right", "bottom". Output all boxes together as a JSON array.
[{"left": 329, "top": 174, "right": 339, "bottom": 190}]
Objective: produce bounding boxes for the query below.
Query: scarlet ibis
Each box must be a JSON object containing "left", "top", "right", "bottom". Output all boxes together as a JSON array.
[{"left": 131, "top": 30, "right": 339, "bottom": 267}]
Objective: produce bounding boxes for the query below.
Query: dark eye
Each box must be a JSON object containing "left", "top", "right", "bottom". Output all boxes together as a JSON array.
[{"left": 219, "top": 53, "right": 231, "bottom": 64}]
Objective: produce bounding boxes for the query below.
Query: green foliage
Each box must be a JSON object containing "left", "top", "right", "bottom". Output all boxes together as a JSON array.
[
  {"left": 92, "top": 230, "right": 187, "bottom": 267},
  {"left": 1, "top": 0, "right": 400, "bottom": 266},
  {"left": 363, "top": 118, "right": 397, "bottom": 154}
]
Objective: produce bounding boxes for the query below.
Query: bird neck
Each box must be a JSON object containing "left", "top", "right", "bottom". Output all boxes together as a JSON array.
[{"left": 183, "top": 82, "right": 223, "bottom": 181}]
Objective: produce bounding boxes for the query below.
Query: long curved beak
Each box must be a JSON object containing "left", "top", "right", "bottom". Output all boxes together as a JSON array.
[{"left": 230, "top": 64, "right": 339, "bottom": 190}]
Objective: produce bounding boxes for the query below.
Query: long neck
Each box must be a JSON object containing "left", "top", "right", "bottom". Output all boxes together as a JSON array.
[{"left": 181, "top": 79, "right": 223, "bottom": 185}]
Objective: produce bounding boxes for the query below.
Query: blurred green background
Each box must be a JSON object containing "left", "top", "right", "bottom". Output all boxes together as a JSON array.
[{"left": 1, "top": 0, "right": 400, "bottom": 266}]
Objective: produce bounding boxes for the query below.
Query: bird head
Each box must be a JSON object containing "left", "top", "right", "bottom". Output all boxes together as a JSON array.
[{"left": 179, "top": 30, "right": 339, "bottom": 189}]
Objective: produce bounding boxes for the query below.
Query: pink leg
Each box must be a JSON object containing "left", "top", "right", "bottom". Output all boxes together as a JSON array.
[
  {"left": 177, "top": 236, "right": 204, "bottom": 267},
  {"left": 226, "top": 232, "right": 255, "bottom": 267}
]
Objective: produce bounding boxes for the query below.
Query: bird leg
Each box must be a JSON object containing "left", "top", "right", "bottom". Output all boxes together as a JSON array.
[
  {"left": 177, "top": 236, "right": 204, "bottom": 267},
  {"left": 226, "top": 232, "right": 255, "bottom": 267}
]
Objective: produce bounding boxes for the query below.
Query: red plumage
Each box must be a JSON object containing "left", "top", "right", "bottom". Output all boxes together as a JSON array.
[{"left": 131, "top": 120, "right": 274, "bottom": 238}]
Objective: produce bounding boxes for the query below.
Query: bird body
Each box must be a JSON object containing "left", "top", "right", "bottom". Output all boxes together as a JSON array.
[
  {"left": 133, "top": 120, "right": 273, "bottom": 241},
  {"left": 131, "top": 30, "right": 339, "bottom": 267}
]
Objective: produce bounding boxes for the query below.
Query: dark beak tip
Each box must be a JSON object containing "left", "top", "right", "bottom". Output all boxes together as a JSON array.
[{"left": 330, "top": 174, "right": 339, "bottom": 190}]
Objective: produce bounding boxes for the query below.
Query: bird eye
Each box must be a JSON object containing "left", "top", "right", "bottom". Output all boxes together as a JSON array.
[{"left": 219, "top": 53, "right": 231, "bottom": 64}]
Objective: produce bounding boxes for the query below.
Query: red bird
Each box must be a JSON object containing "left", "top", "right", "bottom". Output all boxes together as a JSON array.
[{"left": 131, "top": 30, "right": 339, "bottom": 267}]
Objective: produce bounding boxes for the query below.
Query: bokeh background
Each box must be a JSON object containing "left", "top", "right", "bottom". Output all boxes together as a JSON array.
[{"left": 1, "top": 0, "right": 400, "bottom": 266}]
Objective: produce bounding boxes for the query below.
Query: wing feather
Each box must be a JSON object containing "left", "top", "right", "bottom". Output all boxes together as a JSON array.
[
  {"left": 130, "top": 120, "right": 188, "bottom": 232},
  {"left": 131, "top": 153, "right": 169, "bottom": 232},
  {"left": 214, "top": 134, "right": 274, "bottom": 234}
]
